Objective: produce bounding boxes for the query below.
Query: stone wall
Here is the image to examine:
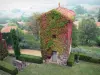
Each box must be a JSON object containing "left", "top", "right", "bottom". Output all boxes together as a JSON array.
[{"left": 0, "top": 32, "right": 8, "bottom": 60}]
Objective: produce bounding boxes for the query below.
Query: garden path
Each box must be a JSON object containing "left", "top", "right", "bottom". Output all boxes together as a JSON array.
[{"left": 8, "top": 49, "right": 41, "bottom": 57}]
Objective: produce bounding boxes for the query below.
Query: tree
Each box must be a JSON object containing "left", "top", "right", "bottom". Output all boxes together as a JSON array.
[
  {"left": 97, "top": 9, "right": 100, "bottom": 22},
  {"left": 7, "top": 18, "right": 20, "bottom": 27},
  {"left": 79, "top": 18, "right": 98, "bottom": 46},
  {"left": 27, "top": 13, "right": 41, "bottom": 40},
  {"left": 10, "top": 29, "right": 20, "bottom": 59},
  {"left": 72, "top": 24, "right": 79, "bottom": 47},
  {"left": 74, "top": 5, "right": 87, "bottom": 14}
]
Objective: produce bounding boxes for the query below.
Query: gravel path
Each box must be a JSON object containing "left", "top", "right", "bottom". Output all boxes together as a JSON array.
[{"left": 9, "top": 49, "right": 42, "bottom": 57}]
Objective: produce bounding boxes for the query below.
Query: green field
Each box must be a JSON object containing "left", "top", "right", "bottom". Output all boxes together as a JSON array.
[{"left": 17, "top": 61, "right": 100, "bottom": 75}]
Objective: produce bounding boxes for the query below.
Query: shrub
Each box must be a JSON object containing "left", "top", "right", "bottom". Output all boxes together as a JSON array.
[
  {"left": 90, "top": 58, "right": 100, "bottom": 63},
  {"left": 88, "top": 40, "right": 97, "bottom": 46},
  {"left": 77, "top": 54, "right": 100, "bottom": 63},
  {"left": 78, "top": 54, "right": 92, "bottom": 61},
  {"left": 72, "top": 48, "right": 100, "bottom": 63},
  {"left": 19, "top": 33, "right": 40, "bottom": 49},
  {"left": 0, "top": 61, "right": 18, "bottom": 75},
  {"left": 67, "top": 53, "right": 75, "bottom": 66},
  {"left": 19, "top": 42, "right": 30, "bottom": 49},
  {"left": 10, "top": 29, "right": 20, "bottom": 59},
  {"left": 18, "top": 54, "right": 43, "bottom": 64},
  {"left": 72, "top": 24, "right": 79, "bottom": 47},
  {"left": 96, "top": 36, "right": 100, "bottom": 46},
  {"left": 74, "top": 52, "right": 100, "bottom": 64},
  {"left": 72, "top": 47, "right": 100, "bottom": 59}
]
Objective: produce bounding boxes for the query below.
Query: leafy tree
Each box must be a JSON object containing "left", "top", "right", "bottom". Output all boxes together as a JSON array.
[
  {"left": 79, "top": 18, "right": 98, "bottom": 46},
  {"left": 8, "top": 22, "right": 18, "bottom": 26},
  {"left": 97, "top": 9, "right": 100, "bottom": 22},
  {"left": 7, "top": 18, "right": 21, "bottom": 26},
  {"left": 72, "top": 24, "right": 79, "bottom": 47},
  {"left": 10, "top": 29, "right": 20, "bottom": 59},
  {"left": 27, "top": 13, "right": 41, "bottom": 40},
  {"left": 74, "top": 5, "right": 87, "bottom": 14}
]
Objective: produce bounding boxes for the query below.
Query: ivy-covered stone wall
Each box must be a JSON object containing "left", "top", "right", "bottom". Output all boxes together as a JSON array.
[
  {"left": 40, "top": 9, "right": 70, "bottom": 63},
  {"left": 0, "top": 32, "right": 8, "bottom": 60}
]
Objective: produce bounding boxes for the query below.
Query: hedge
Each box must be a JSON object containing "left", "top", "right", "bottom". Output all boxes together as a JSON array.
[
  {"left": 79, "top": 54, "right": 92, "bottom": 62},
  {"left": 67, "top": 53, "right": 75, "bottom": 66},
  {"left": 8, "top": 53, "right": 15, "bottom": 57},
  {"left": 0, "top": 61, "right": 18, "bottom": 75},
  {"left": 18, "top": 54, "right": 43, "bottom": 64},
  {"left": 75, "top": 53, "right": 100, "bottom": 63}
]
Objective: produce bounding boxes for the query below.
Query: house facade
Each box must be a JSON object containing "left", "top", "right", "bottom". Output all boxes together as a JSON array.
[{"left": 40, "top": 5, "right": 75, "bottom": 65}]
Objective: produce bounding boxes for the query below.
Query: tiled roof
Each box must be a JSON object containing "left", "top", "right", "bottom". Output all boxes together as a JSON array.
[
  {"left": 96, "top": 22, "right": 100, "bottom": 27},
  {"left": 1, "top": 26, "right": 17, "bottom": 33},
  {"left": 56, "top": 7, "right": 75, "bottom": 21},
  {"left": 42, "top": 6, "right": 75, "bottom": 21}
]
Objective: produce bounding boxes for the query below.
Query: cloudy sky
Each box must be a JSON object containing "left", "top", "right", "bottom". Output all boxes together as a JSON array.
[
  {"left": 0, "top": 0, "right": 100, "bottom": 11},
  {"left": 0, "top": 0, "right": 66, "bottom": 10}
]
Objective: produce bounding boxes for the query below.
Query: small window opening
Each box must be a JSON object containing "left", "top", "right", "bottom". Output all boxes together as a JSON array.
[{"left": 52, "top": 34, "right": 56, "bottom": 38}]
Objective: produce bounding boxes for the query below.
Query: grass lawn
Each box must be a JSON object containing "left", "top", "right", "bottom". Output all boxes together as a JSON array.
[
  {"left": 79, "top": 46, "right": 100, "bottom": 53},
  {"left": 17, "top": 61, "right": 100, "bottom": 75}
]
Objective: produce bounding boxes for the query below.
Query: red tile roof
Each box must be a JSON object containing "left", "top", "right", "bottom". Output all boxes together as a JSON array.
[
  {"left": 56, "top": 7, "right": 75, "bottom": 21},
  {"left": 96, "top": 22, "right": 100, "bottom": 27},
  {"left": 42, "top": 6, "right": 75, "bottom": 21},
  {"left": 1, "top": 26, "right": 17, "bottom": 33}
]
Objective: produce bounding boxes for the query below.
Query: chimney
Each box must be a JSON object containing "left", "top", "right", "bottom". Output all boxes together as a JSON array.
[{"left": 58, "top": 2, "right": 60, "bottom": 7}]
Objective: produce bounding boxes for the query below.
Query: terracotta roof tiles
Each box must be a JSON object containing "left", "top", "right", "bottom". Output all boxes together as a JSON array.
[
  {"left": 1, "top": 26, "right": 17, "bottom": 33},
  {"left": 96, "top": 22, "right": 100, "bottom": 27},
  {"left": 56, "top": 7, "right": 75, "bottom": 21}
]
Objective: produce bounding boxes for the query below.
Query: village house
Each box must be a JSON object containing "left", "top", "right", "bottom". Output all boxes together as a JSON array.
[{"left": 40, "top": 4, "right": 75, "bottom": 65}]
